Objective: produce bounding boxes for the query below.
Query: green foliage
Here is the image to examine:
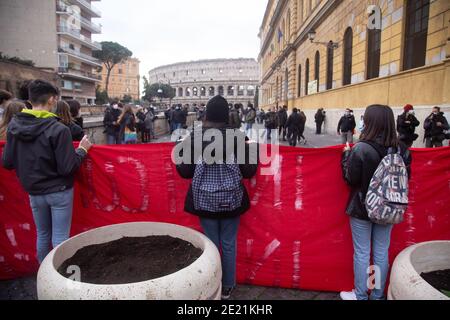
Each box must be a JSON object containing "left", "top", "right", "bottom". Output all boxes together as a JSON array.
[
  {"left": 142, "top": 80, "right": 175, "bottom": 102},
  {"left": 0, "top": 52, "right": 35, "bottom": 67},
  {"left": 121, "top": 94, "right": 133, "bottom": 103},
  {"left": 442, "top": 290, "right": 450, "bottom": 297},
  {"left": 95, "top": 86, "right": 109, "bottom": 105}
]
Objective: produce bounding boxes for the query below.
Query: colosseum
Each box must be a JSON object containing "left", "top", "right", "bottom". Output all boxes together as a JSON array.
[{"left": 148, "top": 58, "right": 260, "bottom": 106}]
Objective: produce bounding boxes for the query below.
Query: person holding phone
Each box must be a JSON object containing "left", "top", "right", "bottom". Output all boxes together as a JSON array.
[{"left": 1, "top": 79, "right": 92, "bottom": 263}]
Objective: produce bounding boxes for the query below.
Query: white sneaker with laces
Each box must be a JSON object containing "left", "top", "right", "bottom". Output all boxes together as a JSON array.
[{"left": 340, "top": 290, "right": 357, "bottom": 300}]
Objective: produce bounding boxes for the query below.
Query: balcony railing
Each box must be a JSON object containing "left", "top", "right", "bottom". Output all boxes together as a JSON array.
[
  {"left": 58, "top": 47, "right": 102, "bottom": 66},
  {"left": 70, "top": 0, "right": 101, "bottom": 17},
  {"left": 57, "top": 26, "right": 102, "bottom": 50},
  {"left": 58, "top": 67, "right": 101, "bottom": 82},
  {"left": 57, "top": 1, "right": 102, "bottom": 33}
]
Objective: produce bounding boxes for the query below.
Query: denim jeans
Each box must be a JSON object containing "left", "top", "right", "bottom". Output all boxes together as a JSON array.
[
  {"left": 29, "top": 188, "right": 74, "bottom": 263},
  {"left": 245, "top": 123, "right": 253, "bottom": 139},
  {"left": 200, "top": 217, "right": 240, "bottom": 290},
  {"left": 107, "top": 133, "right": 118, "bottom": 145},
  {"left": 350, "top": 217, "right": 393, "bottom": 300}
]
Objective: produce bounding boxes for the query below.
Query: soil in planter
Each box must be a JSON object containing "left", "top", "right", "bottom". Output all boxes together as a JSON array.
[
  {"left": 421, "top": 269, "right": 450, "bottom": 297},
  {"left": 58, "top": 236, "right": 203, "bottom": 285}
]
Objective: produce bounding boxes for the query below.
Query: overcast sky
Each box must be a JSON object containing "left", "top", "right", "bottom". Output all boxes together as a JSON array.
[{"left": 94, "top": 0, "right": 267, "bottom": 82}]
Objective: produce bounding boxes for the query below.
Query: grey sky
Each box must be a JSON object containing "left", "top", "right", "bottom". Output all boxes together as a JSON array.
[{"left": 94, "top": 0, "right": 266, "bottom": 82}]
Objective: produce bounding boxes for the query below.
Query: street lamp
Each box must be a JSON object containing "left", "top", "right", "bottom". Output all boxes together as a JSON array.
[{"left": 308, "top": 29, "right": 339, "bottom": 49}]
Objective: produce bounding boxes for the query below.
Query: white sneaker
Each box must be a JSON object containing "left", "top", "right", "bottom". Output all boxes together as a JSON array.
[{"left": 340, "top": 290, "right": 357, "bottom": 300}]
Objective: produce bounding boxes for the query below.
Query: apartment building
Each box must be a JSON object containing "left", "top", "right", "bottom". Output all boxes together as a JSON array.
[
  {"left": 0, "top": 0, "right": 103, "bottom": 104},
  {"left": 99, "top": 57, "right": 141, "bottom": 101}
]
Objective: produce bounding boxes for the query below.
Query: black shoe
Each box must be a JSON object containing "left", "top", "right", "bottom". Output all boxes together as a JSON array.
[{"left": 221, "top": 287, "right": 234, "bottom": 300}]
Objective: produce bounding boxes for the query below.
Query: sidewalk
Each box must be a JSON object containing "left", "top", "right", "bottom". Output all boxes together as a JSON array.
[{"left": 0, "top": 276, "right": 339, "bottom": 300}]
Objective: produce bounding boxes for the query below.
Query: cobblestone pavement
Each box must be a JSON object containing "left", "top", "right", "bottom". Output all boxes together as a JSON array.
[{"left": 0, "top": 276, "right": 339, "bottom": 300}]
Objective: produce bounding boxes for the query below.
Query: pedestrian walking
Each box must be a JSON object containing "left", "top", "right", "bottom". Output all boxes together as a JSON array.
[
  {"left": 265, "top": 108, "right": 278, "bottom": 141},
  {"left": 314, "top": 108, "right": 326, "bottom": 134},
  {"left": 228, "top": 104, "right": 241, "bottom": 129},
  {"left": 144, "top": 107, "right": 156, "bottom": 141},
  {"left": 285, "top": 108, "right": 302, "bottom": 147},
  {"left": 1, "top": 79, "right": 92, "bottom": 263},
  {"left": 298, "top": 108, "right": 307, "bottom": 144},
  {"left": 278, "top": 105, "right": 288, "bottom": 141},
  {"left": 244, "top": 103, "right": 256, "bottom": 138},
  {"left": 174, "top": 95, "right": 258, "bottom": 300},
  {"left": 337, "top": 108, "right": 356, "bottom": 144},
  {"left": 340, "top": 104, "right": 411, "bottom": 300}
]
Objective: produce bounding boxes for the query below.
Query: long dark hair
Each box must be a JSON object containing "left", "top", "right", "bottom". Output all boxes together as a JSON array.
[{"left": 360, "top": 104, "right": 398, "bottom": 147}]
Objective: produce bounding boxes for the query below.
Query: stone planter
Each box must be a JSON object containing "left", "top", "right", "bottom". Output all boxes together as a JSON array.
[
  {"left": 37, "top": 222, "right": 222, "bottom": 300},
  {"left": 388, "top": 241, "right": 450, "bottom": 300}
]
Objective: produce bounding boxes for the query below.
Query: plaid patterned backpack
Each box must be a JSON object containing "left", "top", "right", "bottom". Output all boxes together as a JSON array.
[
  {"left": 364, "top": 144, "right": 409, "bottom": 225},
  {"left": 192, "top": 158, "right": 244, "bottom": 213}
]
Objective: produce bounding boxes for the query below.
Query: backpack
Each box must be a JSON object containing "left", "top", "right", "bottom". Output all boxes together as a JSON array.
[
  {"left": 192, "top": 158, "right": 243, "bottom": 213},
  {"left": 364, "top": 142, "right": 409, "bottom": 225}
]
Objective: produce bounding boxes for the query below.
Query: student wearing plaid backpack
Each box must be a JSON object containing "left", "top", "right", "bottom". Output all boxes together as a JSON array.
[{"left": 175, "top": 95, "right": 258, "bottom": 300}]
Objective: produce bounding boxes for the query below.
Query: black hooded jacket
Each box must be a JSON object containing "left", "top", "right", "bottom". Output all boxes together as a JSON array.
[
  {"left": 341, "top": 140, "right": 411, "bottom": 221},
  {"left": 174, "top": 126, "right": 258, "bottom": 219},
  {"left": 2, "top": 112, "right": 87, "bottom": 195}
]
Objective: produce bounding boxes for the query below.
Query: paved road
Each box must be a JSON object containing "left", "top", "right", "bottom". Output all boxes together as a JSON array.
[
  {"left": 151, "top": 124, "right": 345, "bottom": 148},
  {"left": 0, "top": 276, "right": 339, "bottom": 300}
]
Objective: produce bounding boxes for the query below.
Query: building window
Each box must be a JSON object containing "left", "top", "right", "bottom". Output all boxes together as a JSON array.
[
  {"left": 186, "top": 88, "right": 191, "bottom": 97},
  {"left": 119, "top": 69, "right": 123, "bottom": 74},
  {"left": 326, "top": 43, "right": 334, "bottom": 90},
  {"left": 247, "top": 85, "right": 255, "bottom": 96},
  {"left": 297, "top": 64, "right": 302, "bottom": 97},
  {"left": 193, "top": 87, "right": 198, "bottom": 96},
  {"left": 200, "top": 87, "right": 206, "bottom": 96},
  {"left": 227, "top": 86, "right": 234, "bottom": 96},
  {"left": 201, "top": 69, "right": 205, "bottom": 74},
  {"left": 367, "top": 23, "right": 381, "bottom": 79},
  {"left": 74, "top": 82, "right": 81, "bottom": 90},
  {"left": 343, "top": 27, "right": 353, "bottom": 86},
  {"left": 209, "top": 86, "right": 215, "bottom": 96},
  {"left": 403, "top": 0, "right": 430, "bottom": 71},
  {"left": 178, "top": 87, "right": 183, "bottom": 97},
  {"left": 305, "top": 59, "right": 309, "bottom": 95},
  {"left": 218, "top": 86, "right": 224, "bottom": 96},
  {"left": 61, "top": 80, "right": 73, "bottom": 90},
  {"left": 237, "top": 85, "right": 245, "bottom": 96},
  {"left": 314, "top": 50, "right": 320, "bottom": 91}
]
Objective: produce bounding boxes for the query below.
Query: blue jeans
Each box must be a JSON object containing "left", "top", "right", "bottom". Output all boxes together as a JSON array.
[
  {"left": 245, "top": 123, "right": 253, "bottom": 138},
  {"left": 200, "top": 217, "right": 240, "bottom": 290},
  {"left": 29, "top": 188, "right": 74, "bottom": 263},
  {"left": 350, "top": 217, "right": 393, "bottom": 300},
  {"left": 107, "top": 133, "right": 118, "bottom": 145}
]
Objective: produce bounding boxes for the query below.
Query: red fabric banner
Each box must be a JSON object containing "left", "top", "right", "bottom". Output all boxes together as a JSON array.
[{"left": 1, "top": 141, "right": 449, "bottom": 292}]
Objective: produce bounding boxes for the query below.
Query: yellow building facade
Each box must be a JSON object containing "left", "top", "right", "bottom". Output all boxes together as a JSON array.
[
  {"left": 100, "top": 57, "right": 140, "bottom": 101},
  {"left": 259, "top": 0, "right": 450, "bottom": 114}
]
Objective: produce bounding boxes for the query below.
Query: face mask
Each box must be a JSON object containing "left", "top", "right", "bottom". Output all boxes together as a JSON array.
[
  {"left": 408, "top": 110, "right": 415, "bottom": 115},
  {"left": 113, "top": 104, "right": 119, "bottom": 110},
  {"left": 433, "top": 112, "right": 438, "bottom": 116}
]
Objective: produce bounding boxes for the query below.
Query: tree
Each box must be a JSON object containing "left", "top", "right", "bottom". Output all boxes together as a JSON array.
[
  {"left": 95, "top": 85, "right": 108, "bottom": 105},
  {"left": 93, "top": 42, "right": 132, "bottom": 96},
  {"left": 142, "top": 79, "right": 175, "bottom": 103},
  {"left": 121, "top": 94, "right": 133, "bottom": 103}
]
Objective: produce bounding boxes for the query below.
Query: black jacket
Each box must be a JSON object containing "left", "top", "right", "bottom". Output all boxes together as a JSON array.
[
  {"left": 265, "top": 111, "right": 279, "bottom": 129},
  {"left": 68, "top": 122, "right": 84, "bottom": 142},
  {"left": 337, "top": 115, "right": 356, "bottom": 133},
  {"left": 278, "top": 109, "right": 288, "bottom": 127},
  {"left": 315, "top": 110, "right": 325, "bottom": 123},
  {"left": 172, "top": 109, "right": 187, "bottom": 124},
  {"left": 103, "top": 108, "right": 121, "bottom": 135},
  {"left": 2, "top": 112, "right": 87, "bottom": 195},
  {"left": 424, "top": 112, "right": 449, "bottom": 139},
  {"left": 175, "top": 127, "right": 258, "bottom": 219},
  {"left": 397, "top": 113, "right": 420, "bottom": 144},
  {"left": 285, "top": 113, "right": 302, "bottom": 133},
  {"left": 341, "top": 140, "right": 411, "bottom": 221},
  {"left": 229, "top": 109, "right": 241, "bottom": 129}
]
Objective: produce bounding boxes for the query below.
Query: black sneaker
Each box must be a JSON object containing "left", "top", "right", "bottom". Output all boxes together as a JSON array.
[{"left": 221, "top": 287, "right": 234, "bottom": 300}]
